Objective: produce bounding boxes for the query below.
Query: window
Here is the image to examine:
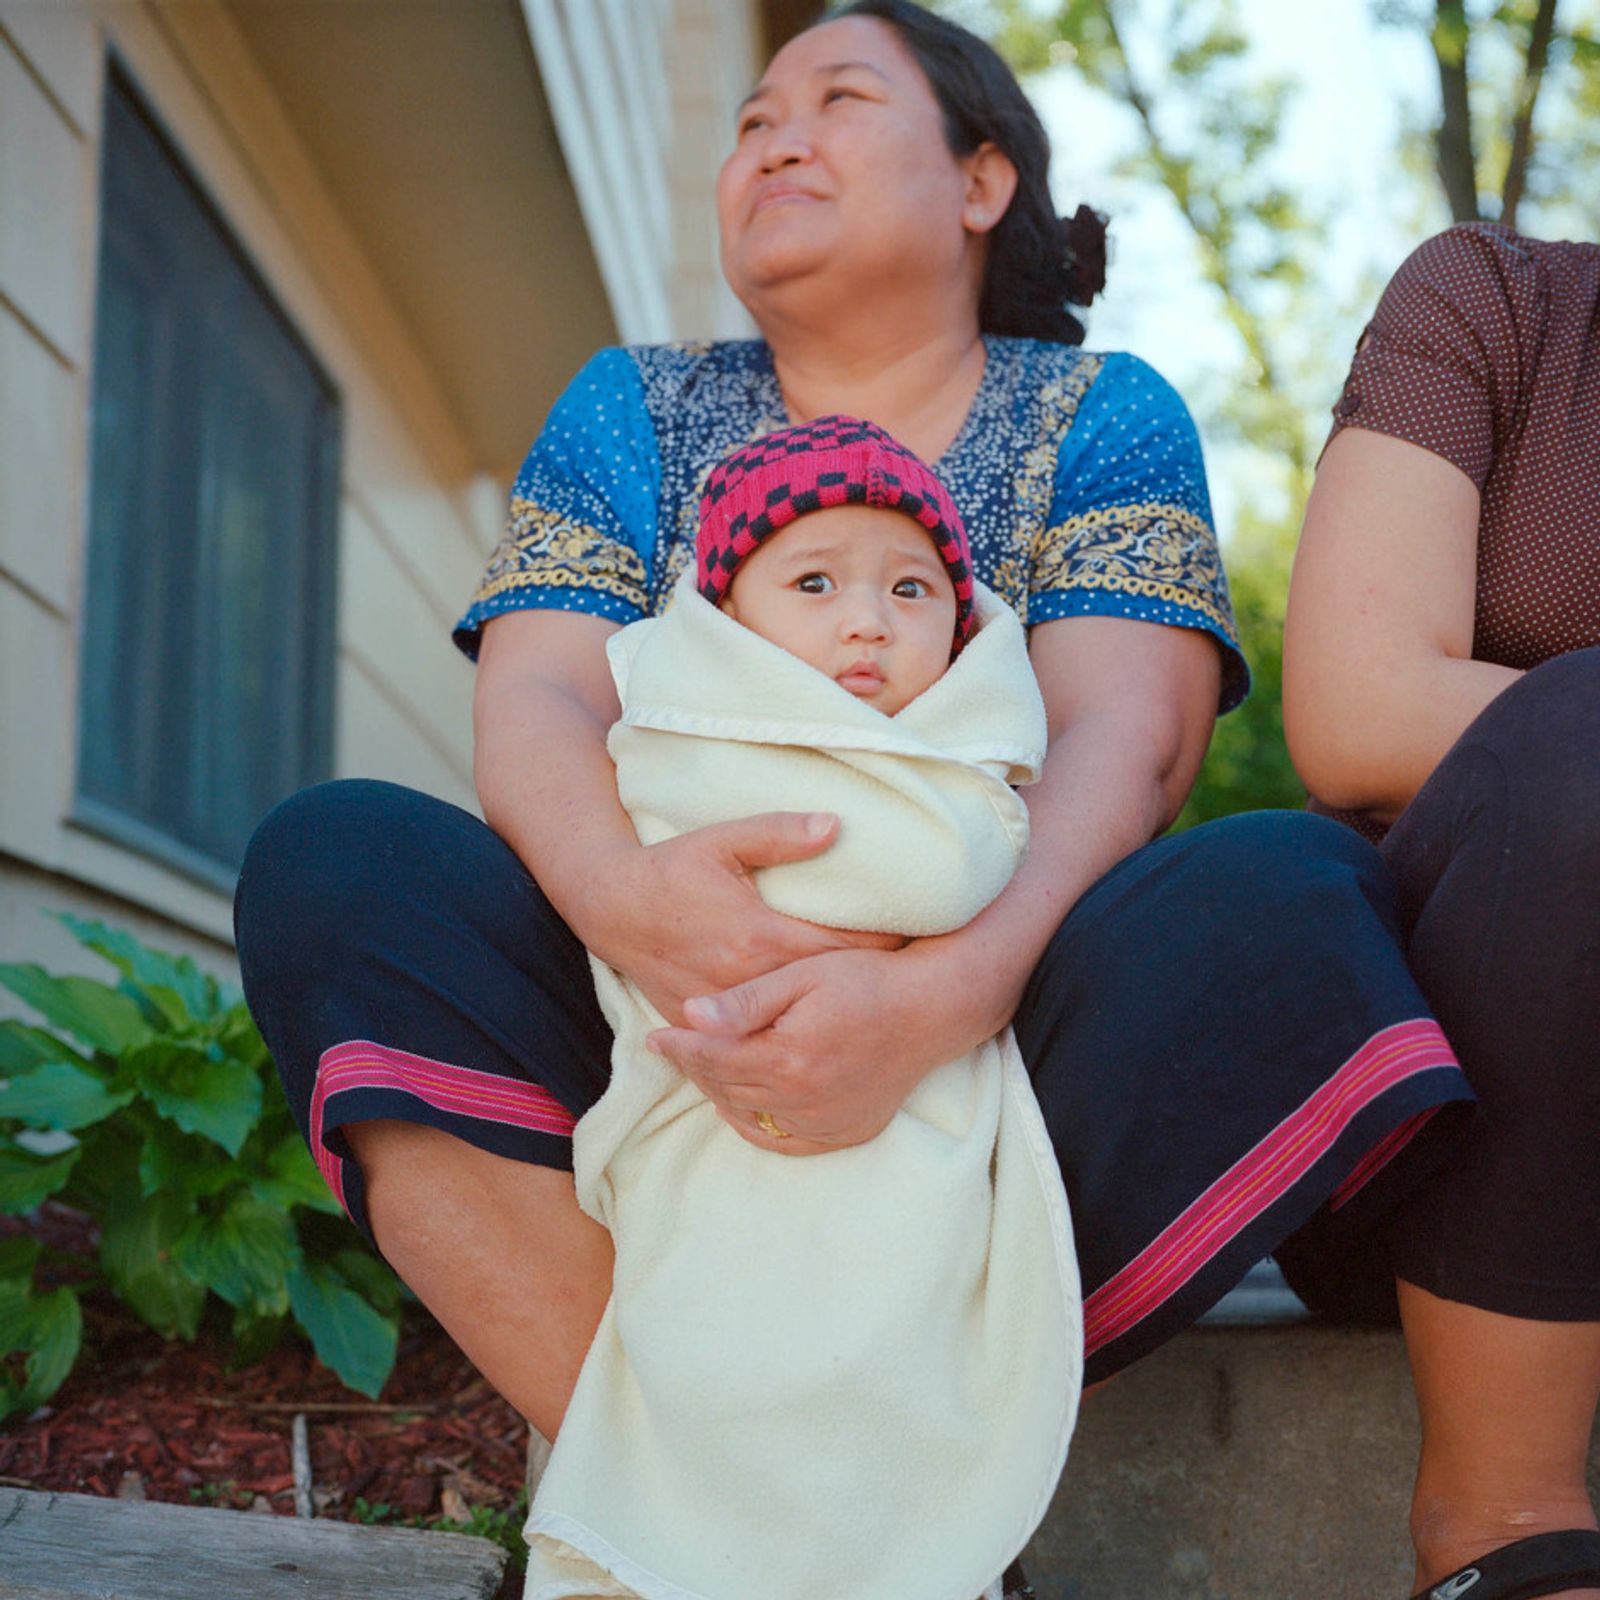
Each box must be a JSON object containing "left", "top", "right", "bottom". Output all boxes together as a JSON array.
[{"left": 78, "top": 64, "right": 340, "bottom": 886}]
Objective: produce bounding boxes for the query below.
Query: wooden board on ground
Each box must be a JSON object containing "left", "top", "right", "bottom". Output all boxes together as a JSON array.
[{"left": 0, "top": 1487, "right": 509, "bottom": 1599}]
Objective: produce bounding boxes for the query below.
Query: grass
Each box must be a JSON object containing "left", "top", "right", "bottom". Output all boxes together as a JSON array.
[{"left": 352, "top": 1489, "right": 529, "bottom": 1575}]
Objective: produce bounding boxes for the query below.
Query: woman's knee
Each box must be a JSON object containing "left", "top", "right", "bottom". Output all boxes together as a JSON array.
[
  {"left": 1180, "top": 806, "right": 1378, "bottom": 879},
  {"left": 1402, "top": 650, "right": 1600, "bottom": 879},
  {"left": 1033, "top": 808, "right": 1394, "bottom": 1017},
  {"left": 239, "top": 781, "right": 411, "bottom": 956},
  {"left": 1147, "top": 809, "right": 1393, "bottom": 935},
  {"left": 1462, "top": 648, "right": 1600, "bottom": 842},
  {"left": 1479, "top": 646, "right": 1600, "bottom": 740},
  {"left": 234, "top": 779, "right": 511, "bottom": 988}
]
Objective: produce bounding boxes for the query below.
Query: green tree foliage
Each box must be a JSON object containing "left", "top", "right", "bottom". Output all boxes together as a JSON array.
[
  {"left": 959, "top": 0, "right": 1596, "bottom": 824},
  {"left": 0, "top": 916, "right": 405, "bottom": 1421},
  {"left": 982, "top": 0, "right": 1337, "bottom": 821},
  {"left": 989, "top": 1, "right": 1350, "bottom": 501},
  {"left": 1175, "top": 519, "right": 1303, "bottom": 828}
]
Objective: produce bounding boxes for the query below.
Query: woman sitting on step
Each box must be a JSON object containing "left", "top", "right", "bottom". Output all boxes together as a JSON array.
[
  {"left": 234, "top": 4, "right": 1470, "bottom": 1595},
  {"left": 1283, "top": 221, "right": 1600, "bottom": 1600}
]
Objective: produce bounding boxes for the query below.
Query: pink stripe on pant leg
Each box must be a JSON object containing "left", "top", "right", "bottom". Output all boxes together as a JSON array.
[
  {"left": 1082, "top": 1018, "right": 1459, "bottom": 1358},
  {"left": 1329, "top": 1107, "right": 1441, "bottom": 1211},
  {"left": 308, "top": 1038, "right": 577, "bottom": 1221}
]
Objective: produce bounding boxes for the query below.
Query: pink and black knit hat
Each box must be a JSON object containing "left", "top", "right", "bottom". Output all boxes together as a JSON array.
[{"left": 696, "top": 415, "right": 978, "bottom": 656}]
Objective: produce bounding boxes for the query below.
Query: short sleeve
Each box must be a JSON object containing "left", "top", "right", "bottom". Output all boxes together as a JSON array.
[
  {"left": 1030, "top": 352, "right": 1247, "bottom": 712},
  {"left": 1323, "top": 224, "right": 1539, "bottom": 488},
  {"left": 453, "top": 348, "right": 663, "bottom": 658}
]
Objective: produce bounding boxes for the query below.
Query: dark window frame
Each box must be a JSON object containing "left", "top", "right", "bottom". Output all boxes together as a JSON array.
[{"left": 75, "top": 57, "right": 341, "bottom": 891}]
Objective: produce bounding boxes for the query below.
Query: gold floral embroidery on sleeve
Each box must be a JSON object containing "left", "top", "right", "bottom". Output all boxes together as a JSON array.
[
  {"left": 1031, "top": 501, "right": 1238, "bottom": 641},
  {"left": 987, "top": 555, "right": 1029, "bottom": 615},
  {"left": 1014, "top": 357, "right": 1105, "bottom": 532},
  {"left": 471, "top": 500, "right": 650, "bottom": 614}
]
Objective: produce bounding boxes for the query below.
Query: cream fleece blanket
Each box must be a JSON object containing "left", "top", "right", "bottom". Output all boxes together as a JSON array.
[{"left": 523, "top": 571, "right": 1082, "bottom": 1600}]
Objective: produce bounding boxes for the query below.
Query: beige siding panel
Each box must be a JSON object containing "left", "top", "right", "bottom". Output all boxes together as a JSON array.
[
  {"left": 0, "top": 580, "right": 73, "bottom": 862},
  {"left": 334, "top": 656, "right": 477, "bottom": 815},
  {"left": 0, "top": 33, "right": 92, "bottom": 363},
  {"left": 0, "top": 0, "right": 100, "bottom": 136},
  {"left": 665, "top": 0, "right": 757, "bottom": 339},
  {"left": 51, "top": 824, "right": 234, "bottom": 945},
  {"left": 0, "top": 311, "right": 82, "bottom": 614},
  {"left": 457, "top": 474, "right": 509, "bottom": 564},
  {"left": 0, "top": 857, "right": 234, "bottom": 980},
  {"left": 343, "top": 456, "right": 488, "bottom": 629},
  {"left": 338, "top": 501, "right": 475, "bottom": 783}
]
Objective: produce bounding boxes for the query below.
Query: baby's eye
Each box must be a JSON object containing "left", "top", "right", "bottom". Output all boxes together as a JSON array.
[
  {"left": 892, "top": 578, "right": 930, "bottom": 599},
  {"left": 737, "top": 111, "right": 770, "bottom": 136},
  {"left": 796, "top": 572, "right": 834, "bottom": 594},
  {"left": 822, "top": 87, "right": 859, "bottom": 105}
]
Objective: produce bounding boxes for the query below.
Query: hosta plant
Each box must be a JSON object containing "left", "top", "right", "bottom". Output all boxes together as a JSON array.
[{"left": 0, "top": 915, "right": 405, "bottom": 1421}]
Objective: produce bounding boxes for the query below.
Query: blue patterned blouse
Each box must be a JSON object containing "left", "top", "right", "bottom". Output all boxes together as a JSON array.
[{"left": 454, "top": 337, "right": 1247, "bottom": 711}]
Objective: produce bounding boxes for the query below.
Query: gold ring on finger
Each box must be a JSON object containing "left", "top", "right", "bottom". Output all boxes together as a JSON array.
[{"left": 754, "top": 1109, "right": 792, "bottom": 1140}]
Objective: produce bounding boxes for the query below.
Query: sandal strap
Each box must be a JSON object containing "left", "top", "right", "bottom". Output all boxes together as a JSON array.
[
  {"left": 1000, "top": 1560, "right": 1039, "bottom": 1600},
  {"left": 1410, "top": 1529, "right": 1600, "bottom": 1600}
]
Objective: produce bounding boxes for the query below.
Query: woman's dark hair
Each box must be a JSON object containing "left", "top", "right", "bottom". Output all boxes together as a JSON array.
[{"left": 827, "top": 0, "right": 1106, "bottom": 345}]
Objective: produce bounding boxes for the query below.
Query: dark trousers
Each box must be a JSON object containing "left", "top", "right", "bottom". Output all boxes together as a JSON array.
[
  {"left": 236, "top": 786, "right": 1467, "bottom": 1383},
  {"left": 1281, "top": 647, "right": 1600, "bottom": 1321}
]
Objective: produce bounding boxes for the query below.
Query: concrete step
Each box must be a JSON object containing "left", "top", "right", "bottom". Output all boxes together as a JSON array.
[
  {"left": 1025, "top": 1320, "right": 1422, "bottom": 1599},
  {"left": 1027, "top": 1261, "right": 1600, "bottom": 1600},
  {"left": 527, "top": 1263, "right": 1600, "bottom": 1599}
]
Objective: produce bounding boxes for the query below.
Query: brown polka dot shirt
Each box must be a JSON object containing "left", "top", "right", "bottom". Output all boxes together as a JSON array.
[{"left": 1316, "top": 223, "right": 1600, "bottom": 839}]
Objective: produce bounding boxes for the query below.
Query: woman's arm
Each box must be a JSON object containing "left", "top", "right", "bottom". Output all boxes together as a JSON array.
[
  {"left": 473, "top": 609, "right": 901, "bottom": 1023},
  {"left": 648, "top": 613, "right": 1220, "bottom": 1153},
  {"left": 1283, "top": 428, "right": 1519, "bottom": 821},
  {"left": 956, "top": 612, "right": 1220, "bottom": 1006}
]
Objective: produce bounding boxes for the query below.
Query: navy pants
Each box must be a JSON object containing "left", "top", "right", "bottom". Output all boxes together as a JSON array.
[{"left": 236, "top": 793, "right": 1468, "bottom": 1384}]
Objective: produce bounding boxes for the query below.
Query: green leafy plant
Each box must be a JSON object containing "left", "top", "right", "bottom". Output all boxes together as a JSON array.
[
  {"left": 0, "top": 915, "right": 404, "bottom": 1420},
  {"left": 354, "top": 1489, "right": 531, "bottom": 1576}
]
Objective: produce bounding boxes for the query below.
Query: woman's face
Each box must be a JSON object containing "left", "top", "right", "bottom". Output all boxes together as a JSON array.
[{"left": 716, "top": 16, "right": 978, "bottom": 315}]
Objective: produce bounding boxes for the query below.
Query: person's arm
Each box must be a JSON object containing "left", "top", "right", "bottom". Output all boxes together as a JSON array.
[
  {"left": 955, "top": 612, "right": 1219, "bottom": 1013},
  {"left": 1282, "top": 226, "right": 1534, "bottom": 821},
  {"left": 645, "top": 613, "right": 1218, "bottom": 1154},
  {"left": 461, "top": 350, "right": 897, "bottom": 1021},
  {"left": 474, "top": 609, "right": 893, "bottom": 1023},
  {"left": 1283, "top": 429, "right": 1518, "bottom": 820}
]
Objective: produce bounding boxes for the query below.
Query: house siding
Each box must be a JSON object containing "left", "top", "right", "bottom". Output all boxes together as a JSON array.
[
  {"left": 523, "top": 0, "right": 758, "bottom": 342},
  {"left": 0, "top": 2, "right": 486, "bottom": 971},
  {"left": 0, "top": 0, "right": 764, "bottom": 984}
]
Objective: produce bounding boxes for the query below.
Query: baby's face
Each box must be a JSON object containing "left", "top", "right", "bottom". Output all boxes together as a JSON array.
[{"left": 720, "top": 504, "right": 958, "bottom": 715}]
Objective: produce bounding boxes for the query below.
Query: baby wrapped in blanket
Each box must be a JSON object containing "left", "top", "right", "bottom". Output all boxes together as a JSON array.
[{"left": 524, "top": 417, "right": 1081, "bottom": 1600}]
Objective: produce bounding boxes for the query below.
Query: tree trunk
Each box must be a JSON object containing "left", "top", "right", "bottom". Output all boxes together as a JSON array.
[
  {"left": 1433, "top": 0, "right": 1481, "bottom": 221},
  {"left": 1501, "top": 0, "right": 1560, "bottom": 231}
]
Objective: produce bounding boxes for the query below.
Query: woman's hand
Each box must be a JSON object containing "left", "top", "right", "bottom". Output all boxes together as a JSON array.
[
  {"left": 646, "top": 939, "right": 1000, "bottom": 1157},
  {"left": 581, "top": 814, "right": 905, "bottom": 1024}
]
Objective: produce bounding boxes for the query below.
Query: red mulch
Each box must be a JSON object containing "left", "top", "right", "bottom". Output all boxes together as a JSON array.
[{"left": 0, "top": 1210, "right": 529, "bottom": 1526}]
